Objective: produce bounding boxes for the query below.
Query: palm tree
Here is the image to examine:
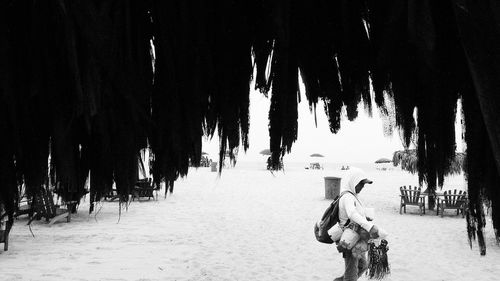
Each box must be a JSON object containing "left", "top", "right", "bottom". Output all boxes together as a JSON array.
[
  {"left": 393, "top": 149, "right": 465, "bottom": 211},
  {"left": 393, "top": 149, "right": 465, "bottom": 176}
]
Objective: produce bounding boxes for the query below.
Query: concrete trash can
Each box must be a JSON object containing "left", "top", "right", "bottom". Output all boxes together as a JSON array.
[
  {"left": 324, "top": 176, "right": 341, "bottom": 200},
  {"left": 211, "top": 162, "right": 218, "bottom": 172}
]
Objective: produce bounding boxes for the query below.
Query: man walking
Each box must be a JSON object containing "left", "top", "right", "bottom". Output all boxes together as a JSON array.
[{"left": 334, "top": 168, "right": 379, "bottom": 281}]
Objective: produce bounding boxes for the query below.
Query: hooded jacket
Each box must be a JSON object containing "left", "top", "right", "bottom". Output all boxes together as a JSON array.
[{"left": 338, "top": 168, "right": 374, "bottom": 232}]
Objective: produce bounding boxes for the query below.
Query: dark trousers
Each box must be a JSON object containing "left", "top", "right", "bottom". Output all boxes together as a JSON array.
[{"left": 334, "top": 252, "right": 367, "bottom": 281}]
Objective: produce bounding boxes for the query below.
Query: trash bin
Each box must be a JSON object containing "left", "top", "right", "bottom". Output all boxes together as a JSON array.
[
  {"left": 324, "top": 176, "right": 341, "bottom": 200},
  {"left": 211, "top": 162, "right": 218, "bottom": 172}
]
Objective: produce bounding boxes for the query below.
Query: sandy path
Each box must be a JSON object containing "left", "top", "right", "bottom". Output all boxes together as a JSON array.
[{"left": 1, "top": 163, "right": 499, "bottom": 280}]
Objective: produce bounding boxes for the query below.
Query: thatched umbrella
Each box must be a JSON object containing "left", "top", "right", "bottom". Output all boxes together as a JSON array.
[
  {"left": 260, "top": 149, "right": 272, "bottom": 156},
  {"left": 310, "top": 153, "right": 324, "bottom": 158},
  {"left": 308, "top": 153, "right": 324, "bottom": 169},
  {"left": 374, "top": 158, "right": 392, "bottom": 164},
  {"left": 1, "top": 0, "right": 500, "bottom": 255},
  {"left": 260, "top": 149, "right": 273, "bottom": 169}
]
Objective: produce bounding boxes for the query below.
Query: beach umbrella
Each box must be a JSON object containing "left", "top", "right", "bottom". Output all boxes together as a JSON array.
[
  {"left": 374, "top": 158, "right": 392, "bottom": 164},
  {"left": 309, "top": 153, "right": 324, "bottom": 170},
  {"left": 310, "top": 153, "right": 324, "bottom": 158},
  {"left": 260, "top": 149, "right": 272, "bottom": 156}
]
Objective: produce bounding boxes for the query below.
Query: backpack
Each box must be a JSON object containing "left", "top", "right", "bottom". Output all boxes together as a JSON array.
[{"left": 314, "top": 191, "right": 353, "bottom": 244}]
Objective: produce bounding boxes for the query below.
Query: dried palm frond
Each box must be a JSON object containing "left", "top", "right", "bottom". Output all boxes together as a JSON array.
[{"left": 0, "top": 0, "right": 499, "bottom": 255}]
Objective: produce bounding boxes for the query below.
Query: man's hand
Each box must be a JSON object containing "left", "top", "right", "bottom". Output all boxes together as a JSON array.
[{"left": 369, "top": 225, "right": 379, "bottom": 239}]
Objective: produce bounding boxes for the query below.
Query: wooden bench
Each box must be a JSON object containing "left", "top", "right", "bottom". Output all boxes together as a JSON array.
[
  {"left": 28, "top": 189, "right": 77, "bottom": 225},
  {"left": 400, "top": 186, "right": 425, "bottom": 215},
  {"left": 436, "top": 190, "right": 467, "bottom": 217}
]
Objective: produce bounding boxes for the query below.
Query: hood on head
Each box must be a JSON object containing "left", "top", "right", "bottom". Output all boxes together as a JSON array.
[{"left": 340, "top": 167, "right": 371, "bottom": 194}]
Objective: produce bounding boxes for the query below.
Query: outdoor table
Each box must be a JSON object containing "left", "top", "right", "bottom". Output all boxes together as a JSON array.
[
  {"left": 418, "top": 190, "right": 444, "bottom": 212},
  {"left": 420, "top": 190, "right": 444, "bottom": 197}
]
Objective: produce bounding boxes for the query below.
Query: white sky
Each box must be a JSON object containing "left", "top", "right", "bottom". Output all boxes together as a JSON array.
[
  {"left": 202, "top": 77, "right": 465, "bottom": 164},
  {"left": 203, "top": 89, "right": 407, "bottom": 164}
]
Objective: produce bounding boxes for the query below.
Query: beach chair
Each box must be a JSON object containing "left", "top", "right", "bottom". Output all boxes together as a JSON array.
[
  {"left": 1, "top": 196, "right": 34, "bottom": 220},
  {"left": 132, "top": 178, "right": 158, "bottom": 201},
  {"left": 28, "top": 189, "right": 76, "bottom": 225},
  {"left": 0, "top": 209, "right": 13, "bottom": 251},
  {"left": 436, "top": 190, "right": 467, "bottom": 217},
  {"left": 104, "top": 188, "right": 120, "bottom": 201},
  {"left": 310, "top": 162, "right": 320, "bottom": 170},
  {"left": 9, "top": 185, "right": 34, "bottom": 219},
  {"left": 400, "top": 186, "right": 425, "bottom": 215},
  {"left": 14, "top": 198, "right": 33, "bottom": 219}
]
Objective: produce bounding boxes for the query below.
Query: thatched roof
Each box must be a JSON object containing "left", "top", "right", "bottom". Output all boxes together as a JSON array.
[
  {"left": 375, "top": 158, "right": 392, "bottom": 164},
  {"left": 310, "top": 153, "right": 324, "bottom": 157},
  {"left": 1, "top": 1, "right": 499, "bottom": 254},
  {"left": 260, "top": 149, "right": 272, "bottom": 156}
]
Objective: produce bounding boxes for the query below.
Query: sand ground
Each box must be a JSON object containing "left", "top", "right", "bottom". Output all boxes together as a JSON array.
[{"left": 1, "top": 162, "right": 499, "bottom": 281}]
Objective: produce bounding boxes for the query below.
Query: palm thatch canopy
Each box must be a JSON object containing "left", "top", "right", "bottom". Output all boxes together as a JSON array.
[
  {"left": 1, "top": 0, "right": 500, "bottom": 254},
  {"left": 310, "top": 153, "right": 324, "bottom": 157},
  {"left": 375, "top": 158, "right": 392, "bottom": 164}
]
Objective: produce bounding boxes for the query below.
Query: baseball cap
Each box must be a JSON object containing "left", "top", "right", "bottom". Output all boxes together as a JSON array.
[{"left": 360, "top": 178, "right": 373, "bottom": 184}]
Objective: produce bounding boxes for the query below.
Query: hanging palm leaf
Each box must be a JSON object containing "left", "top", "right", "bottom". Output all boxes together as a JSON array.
[{"left": 0, "top": 0, "right": 499, "bottom": 255}]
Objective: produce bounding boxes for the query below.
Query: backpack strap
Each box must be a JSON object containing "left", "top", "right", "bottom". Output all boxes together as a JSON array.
[
  {"left": 339, "top": 190, "right": 355, "bottom": 197},
  {"left": 338, "top": 190, "right": 357, "bottom": 227},
  {"left": 341, "top": 190, "right": 363, "bottom": 206}
]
